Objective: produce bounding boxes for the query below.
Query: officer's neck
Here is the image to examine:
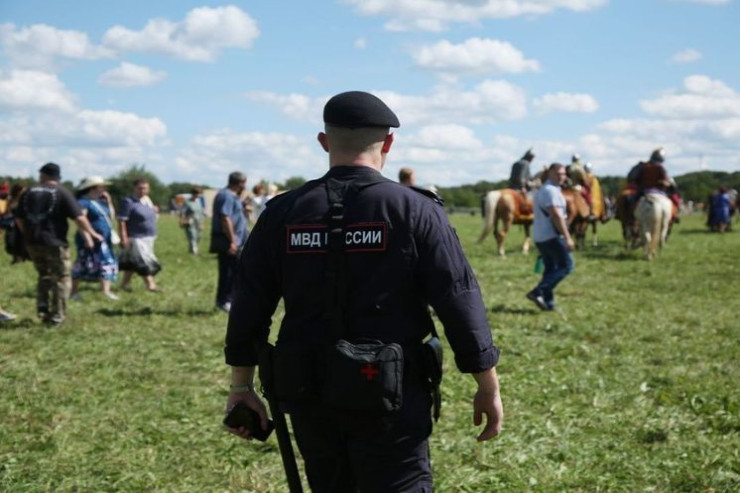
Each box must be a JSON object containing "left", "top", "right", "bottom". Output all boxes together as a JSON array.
[{"left": 328, "top": 152, "right": 383, "bottom": 172}]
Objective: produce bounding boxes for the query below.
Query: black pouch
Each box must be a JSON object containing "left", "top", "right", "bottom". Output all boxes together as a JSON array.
[
  {"left": 422, "top": 336, "right": 443, "bottom": 421},
  {"left": 323, "top": 339, "right": 403, "bottom": 415},
  {"left": 421, "top": 337, "right": 443, "bottom": 390}
]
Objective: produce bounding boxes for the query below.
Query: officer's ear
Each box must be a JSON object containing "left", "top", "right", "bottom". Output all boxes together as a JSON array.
[
  {"left": 381, "top": 133, "right": 394, "bottom": 154},
  {"left": 317, "top": 132, "right": 330, "bottom": 153}
]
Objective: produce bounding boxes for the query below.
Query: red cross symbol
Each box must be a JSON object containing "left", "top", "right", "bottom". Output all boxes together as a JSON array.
[{"left": 359, "top": 363, "right": 379, "bottom": 381}]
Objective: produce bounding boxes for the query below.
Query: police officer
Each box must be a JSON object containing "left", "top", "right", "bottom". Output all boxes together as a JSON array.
[{"left": 224, "top": 91, "right": 503, "bottom": 492}]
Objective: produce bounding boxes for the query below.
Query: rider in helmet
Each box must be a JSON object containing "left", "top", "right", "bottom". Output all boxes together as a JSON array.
[
  {"left": 632, "top": 147, "right": 670, "bottom": 194},
  {"left": 568, "top": 153, "right": 592, "bottom": 208},
  {"left": 508, "top": 148, "right": 535, "bottom": 191},
  {"left": 507, "top": 148, "right": 536, "bottom": 217},
  {"left": 627, "top": 147, "right": 679, "bottom": 219}
]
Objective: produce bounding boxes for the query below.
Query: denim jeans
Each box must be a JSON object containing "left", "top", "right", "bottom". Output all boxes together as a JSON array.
[
  {"left": 216, "top": 252, "right": 238, "bottom": 306},
  {"left": 533, "top": 236, "right": 574, "bottom": 308}
]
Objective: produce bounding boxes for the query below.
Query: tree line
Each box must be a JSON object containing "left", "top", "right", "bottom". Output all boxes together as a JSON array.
[
  {"left": 2, "top": 166, "right": 737, "bottom": 209},
  {"left": 433, "top": 171, "right": 740, "bottom": 209},
  {"left": 0, "top": 165, "right": 308, "bottom": 210}
]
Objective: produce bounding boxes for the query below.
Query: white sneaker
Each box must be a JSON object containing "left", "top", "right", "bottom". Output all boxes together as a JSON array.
[
  {"left": 0, "top": 310, "right": 16, "bottom": 322},
  {"left": 70, "top": 293, "right": 83, "bottom": 302},
  {"left": 104, "top": 292, "right": 119, "bottom": 300}
]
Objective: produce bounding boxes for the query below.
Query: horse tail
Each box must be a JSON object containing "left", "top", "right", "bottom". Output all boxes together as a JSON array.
[{"left": 478, "top": 191, "right": 500, "bottom": 243}]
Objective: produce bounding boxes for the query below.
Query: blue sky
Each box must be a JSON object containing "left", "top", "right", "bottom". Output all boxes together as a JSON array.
[{"left": 0, "top": 0, "right": 738, "bottom": 188}]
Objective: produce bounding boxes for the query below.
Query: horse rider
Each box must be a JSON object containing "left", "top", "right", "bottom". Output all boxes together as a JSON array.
[
  {"left": 627, "top": 147, "right": 671, "bottom": 200},
  {"left": 508, "top": 148, "right": 535, "bottom": 215},
  {"left": 567, "top": 154, "right": 592, "bottom": 209}
]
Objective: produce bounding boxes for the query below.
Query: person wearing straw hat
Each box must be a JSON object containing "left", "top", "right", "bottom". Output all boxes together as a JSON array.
[{"left": 70, "top": 176, "right": 119, "bottom": 301}]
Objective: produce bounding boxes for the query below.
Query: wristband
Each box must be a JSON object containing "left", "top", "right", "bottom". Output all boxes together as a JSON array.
[{"left": 229, "top": 383, "right": 255, "bottom": 393}]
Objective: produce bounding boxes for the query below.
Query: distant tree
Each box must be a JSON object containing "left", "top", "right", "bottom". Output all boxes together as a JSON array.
[
  {"left": 598, "top": 176, "right": 626, "bottom": 199},
  {"left": 282, "top": 176, "right": 306, "bottom": 190},
  {"left": 675, "top": 171, "right": 740, "bottom": 203},
  {"left": 108, "top": 164, "right": 169, "bottom": 209},
  {"left": 169, "top": 181, "right": 210, "bottom": 196}
]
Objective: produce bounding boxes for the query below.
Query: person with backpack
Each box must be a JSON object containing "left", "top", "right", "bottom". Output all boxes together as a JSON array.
[{"left": 15, "top": 163, "right": 102, "bottom": 326}]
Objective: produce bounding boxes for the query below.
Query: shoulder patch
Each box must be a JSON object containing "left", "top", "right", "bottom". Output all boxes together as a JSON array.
[{"left": 410, "top": 186, "right": 444, "bottom": 206}]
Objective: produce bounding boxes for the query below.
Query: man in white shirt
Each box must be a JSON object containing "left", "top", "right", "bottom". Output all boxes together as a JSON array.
[{"left": 527, "top": 163, "right": 575, "bottom": 311}]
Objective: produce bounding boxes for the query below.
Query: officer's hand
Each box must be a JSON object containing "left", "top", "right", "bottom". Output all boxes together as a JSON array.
[
  {"left": 228, "top": 241, "right": 238, "bottom": 255},
  {"left": 224, "top": 391, "right": 269, "bottom": 441},
  {"left": 473, "top": 388, "right": 504, "bottom": 442}
]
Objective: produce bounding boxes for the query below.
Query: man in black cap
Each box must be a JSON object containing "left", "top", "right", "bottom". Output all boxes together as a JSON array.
[
  {"left": 15, "top": 163, "right": 102, "bottom": 325},
  {"left": 224, "top": 91, "right": 503, "bottom": 491}
]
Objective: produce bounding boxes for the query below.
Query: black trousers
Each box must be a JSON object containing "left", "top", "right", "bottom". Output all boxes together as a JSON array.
[
  {"left": 216, "top": 252, "right": 237, "bottom": 306},
  {"left": 289, "top": 384, "right": 434, "bottom": 492}
]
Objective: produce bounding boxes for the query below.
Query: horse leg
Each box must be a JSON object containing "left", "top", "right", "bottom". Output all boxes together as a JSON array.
[
  {"left": 495, "top": 214, "right": 511, "bottom": 257},
  {"left": 581, "top": 225, "right": 587, "bottom": 249},
  {"left": 591, "top": 221, "right": 598, "bottom": 247},
  {"left": 522, "top": 223, "right": 531, "bottom": 254},
  {"left": 477, "top": 193, "right": 494, "bottom": 243},
  {"left": 643, "top": 228, "right": 653, "bottom": 260}
]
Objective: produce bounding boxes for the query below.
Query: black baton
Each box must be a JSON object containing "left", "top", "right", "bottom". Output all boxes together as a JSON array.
[{"left": 259, "top": 344, "right": 303, "bottom": 493}]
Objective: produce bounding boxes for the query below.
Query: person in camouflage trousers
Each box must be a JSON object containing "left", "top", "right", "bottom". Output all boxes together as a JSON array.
[{"left": 15, "top": 163, "right": 101, "bottom": 326}]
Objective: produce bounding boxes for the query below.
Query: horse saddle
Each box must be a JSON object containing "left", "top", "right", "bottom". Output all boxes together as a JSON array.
[{"left": 504, "top": 189, "right": 534, "bottom": 222}]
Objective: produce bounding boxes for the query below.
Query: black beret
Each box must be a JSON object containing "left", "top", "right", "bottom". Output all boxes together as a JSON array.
[
  {"left": 323, "top": 91, "right": 400, "bottom": 129},
  {"left": 39, "top": 162, "right": 61, "bottom": 179}
]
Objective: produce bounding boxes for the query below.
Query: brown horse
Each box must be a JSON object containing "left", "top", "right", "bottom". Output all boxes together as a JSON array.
[
  {"left": 478, "top": 189, "right": 533, "bottom": 256},
  {"left": 562, "top": 189, "right": 590, "bottom": 249},
  {"left": 584, "top": 174, "right": 610, "bottom": 246},
  {"left": 616, "top": 188, "right": 640, "bottom": 249}
]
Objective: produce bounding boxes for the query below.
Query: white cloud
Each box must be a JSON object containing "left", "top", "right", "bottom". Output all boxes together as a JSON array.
[
  {"left": 0, "top": 109, "right": 168, "bottom": 184},
  {"left": 0, "top": 110, "right": 166, "bottom": 148},
  {"left": 670, "top": 48, "right": 702, "bottom": 64},
  {"left": 533, "top": 92, "right": 599, "bottom": 114},
  {"left": 99, "top": 62, "right": 166, "bottom": 87},
  {"left": 248, "top": 82, "right": 528, "bottom": 127},
  {"left": 640, "top": 75, "right": 740, "bottom": 118},
  {"left": 174, "top": 129, "right": 325, "bottom": 184},
  {"left": 406, "top": 124, "right": 484, "bottom": 149},
  {"left": 245, "top": 91, "right": 325, "bottom": 123},
  {"left": 0, "top": 23, "right": 113, "bottom": 70},
  {"left": 102, "top": 5, "right": 260, "bottom": 62},
  {"left": 380, "top": 81, "right": 529, "bottom": 124},
  {"left": 413, "top": 38, "right": 540, "bottom": 76},
  {"left": 586, "top": 75, "right": 740, "bottom": 177},
  {"left": 345, "top": 0, "right": 608, "bottom": 31},
  {"left": 0, "top": 69, "right": 77, "bottom": 113},
  {"left": 354, "top": 37, "right": 367, "bottom": 49}
]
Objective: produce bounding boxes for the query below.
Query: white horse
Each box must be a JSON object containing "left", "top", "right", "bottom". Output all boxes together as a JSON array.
[
  {"left": 478, "top": 190, "right": 532, "bottom": 256},
  {"left": 634, "top": 192, "right": 673, "bottom": 260}
]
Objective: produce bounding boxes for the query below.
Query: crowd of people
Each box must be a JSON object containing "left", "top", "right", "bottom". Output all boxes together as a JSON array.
[
  {"left": 0, "top": 165, "right": 291, "bottom": 325},
  {"left": 0, "top": 87, "right": 737, "bottom": 491}
]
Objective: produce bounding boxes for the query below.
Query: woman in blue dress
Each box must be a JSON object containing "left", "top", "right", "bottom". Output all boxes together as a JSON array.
[
  {"left": 708, "top": 185, "right": 731, "bottom": 233},
  {"left": 71, "top": 176, "right": 119, "bottom": 300}
]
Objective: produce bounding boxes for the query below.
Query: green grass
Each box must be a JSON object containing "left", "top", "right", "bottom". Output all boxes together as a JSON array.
[{"left": 1, "top": 213, "right": 738, "bottom": 492}]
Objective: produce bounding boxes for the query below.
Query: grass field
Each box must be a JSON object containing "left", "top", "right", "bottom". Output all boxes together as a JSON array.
[{"left": 1, "top": 212, "right": 738, "bottom": 492}]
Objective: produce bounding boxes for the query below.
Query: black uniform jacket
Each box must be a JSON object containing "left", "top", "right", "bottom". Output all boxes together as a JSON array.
[{"left": 225, "top": 165, "right": 499, "bottom": 374}]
